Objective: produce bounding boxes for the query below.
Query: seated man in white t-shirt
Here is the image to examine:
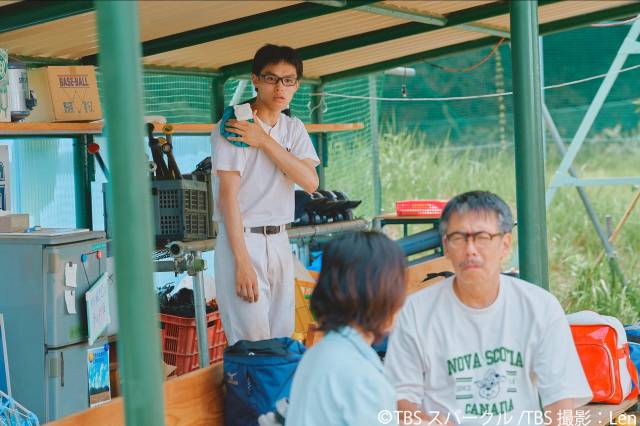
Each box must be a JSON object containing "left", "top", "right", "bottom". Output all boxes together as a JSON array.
[
  {"left": 385, "top": 190, "right": 592, "bottom": 426},
  {"left": 211, "top": 44, "right": 320, "bottom": 345}
]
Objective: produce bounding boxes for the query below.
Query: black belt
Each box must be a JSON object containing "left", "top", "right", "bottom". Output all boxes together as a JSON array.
[{"left": 245, "top": 225, "right": 285, "bottom": 235}]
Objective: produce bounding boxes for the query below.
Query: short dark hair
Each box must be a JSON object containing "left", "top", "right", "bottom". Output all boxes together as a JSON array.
[
  {"left": 252, "top": 44, "right": 303, "bottom": 78},
  {"left": 310, "top": 231, "right": 407, "bottom": 342},
  {"left": 439, "top": 190, "right": 514, "bottom": 236}
]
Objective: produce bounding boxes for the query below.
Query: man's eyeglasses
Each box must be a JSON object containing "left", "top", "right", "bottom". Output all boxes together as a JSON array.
[
  {"left": 445, "top": 231, "right": 504, "bottom": 249},
  {"left": 259, "top": 74, "right": 298, "bottom": 86}
]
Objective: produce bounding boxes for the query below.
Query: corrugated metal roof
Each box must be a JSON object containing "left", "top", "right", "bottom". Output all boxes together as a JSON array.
[
  {"left": 304, "top": 27, "right": 486, "bottom": 77},
  {"left": 384, "top": 1, "right": 497, "bottom": 17},
  {"left": 144, "top": 10, "right": 407, "bottom": 70},
  {"left": 479, "top": 0, "right": 636, "bottom": 28},
  {"left": 0, "top": 1, "right": 298, "bottom": 59},
  {"left": 0, "top": 0, "right": 638, "bottom": 80}
]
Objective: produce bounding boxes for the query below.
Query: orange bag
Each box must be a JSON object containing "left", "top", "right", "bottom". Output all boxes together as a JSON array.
[{"left": 569, "top": 311, "right": 639, "bottom": 404}]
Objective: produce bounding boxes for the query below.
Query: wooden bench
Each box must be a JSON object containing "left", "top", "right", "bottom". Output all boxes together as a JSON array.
[
  {"left": 583, "top": 398, "right": 638, "bottom": 425},
  {"left": 46, "top": 363, "right": 225, "bottom": 425},
  {"left": 407, "top": 256, "right": 454, "bottom": 295}
]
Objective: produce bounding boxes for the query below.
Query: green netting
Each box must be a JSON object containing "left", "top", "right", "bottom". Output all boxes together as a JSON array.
[
  {"left": 377, "top": 25, "right": 640, "bottom": 145},
  {"left": 96, "top": 72, "right": 213, "bottom": 123},
  {"left": 319, "top": 76, "right": 382, "bottom": 217},
  {"left": 143, "top": 73, "right": 212, "bottom": 123}
]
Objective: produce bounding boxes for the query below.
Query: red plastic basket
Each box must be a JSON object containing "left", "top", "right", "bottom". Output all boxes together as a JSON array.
[
  {"left": 395, "top": 199, "right": 447, "bottom": 217},
  {"left": 160, "top": 310, "right": 227, "bottom": 376}
]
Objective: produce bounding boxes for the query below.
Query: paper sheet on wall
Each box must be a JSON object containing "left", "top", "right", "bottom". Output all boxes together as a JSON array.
[
  {"left": 64, "top": 289, "right": 76, "bottom": 314},
  {"left": 64, "top": 262, "right": 77, "bottom": 288}
]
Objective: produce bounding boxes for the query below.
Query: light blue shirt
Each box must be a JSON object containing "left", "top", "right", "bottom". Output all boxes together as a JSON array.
[{"left": 286, "top": 326, "right": 396, "bottom": 426}]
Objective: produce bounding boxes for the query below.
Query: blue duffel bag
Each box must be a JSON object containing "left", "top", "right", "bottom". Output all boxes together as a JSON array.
[
  {"left": 223, "top": 337, "right": 305, "bottom": 426},
  {"left": 625, "top": 324, "right": 640, "bottom": 374}
]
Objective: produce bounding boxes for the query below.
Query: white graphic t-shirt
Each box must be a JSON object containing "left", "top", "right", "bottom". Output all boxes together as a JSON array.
[
  {"left": 385, "top": 274, "right": 592, "bottom": 425},
  {"left": 211, "top": 113, "right": 320, "bottom": 227}
]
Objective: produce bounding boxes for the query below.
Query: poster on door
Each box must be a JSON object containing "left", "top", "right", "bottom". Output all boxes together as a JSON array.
[{"left": 87, "top": 344, "right": 110, "bottom": 407}]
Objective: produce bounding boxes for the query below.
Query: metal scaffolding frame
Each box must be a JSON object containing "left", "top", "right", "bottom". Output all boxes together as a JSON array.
[
  {"left": 546, "top": 19, "right": 640, "bottom": 206},
  {"left": 541, "top": 19, "right": 640, "bottom": 283}
]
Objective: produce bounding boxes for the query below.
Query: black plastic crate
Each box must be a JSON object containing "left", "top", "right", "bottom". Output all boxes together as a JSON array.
[{"left": 152, "top": 174, "right": 215, "bottom": 248}]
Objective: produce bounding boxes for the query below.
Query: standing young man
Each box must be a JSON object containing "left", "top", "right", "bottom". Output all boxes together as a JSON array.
[{"left": 211, "top": 45, "right": 320, "bottom": 345}]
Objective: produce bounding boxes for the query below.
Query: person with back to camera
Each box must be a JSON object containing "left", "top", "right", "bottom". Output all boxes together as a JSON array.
[{"left": 286, "top": 231, "right": 408, "bottom": 426}]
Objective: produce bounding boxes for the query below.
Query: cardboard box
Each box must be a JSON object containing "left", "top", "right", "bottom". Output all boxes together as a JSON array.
[
  {"left": 0, "top": 213, "right": 29, "bottom": 233},
  {"left": 26, "top": 66, "right": 102, "bottom": 122},
  {"left": 0, "top": 49, "right": 9, "bottom": 123}
]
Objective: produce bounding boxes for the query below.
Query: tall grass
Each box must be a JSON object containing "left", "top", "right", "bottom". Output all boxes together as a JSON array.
[{"left": 325, "top": 129, "right": 640, "bottom": 322}]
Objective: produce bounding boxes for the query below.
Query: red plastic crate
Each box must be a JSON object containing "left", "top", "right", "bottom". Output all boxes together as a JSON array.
[
  {"left": 395, "top": 199, "right": 447, "bottom": 217},
  {"left": 160, "top": 310, "right": 227, "bottom": 376}
]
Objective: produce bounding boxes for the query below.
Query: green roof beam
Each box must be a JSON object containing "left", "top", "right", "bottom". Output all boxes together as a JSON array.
[
  {"left": 356, "top": 4, "right": 447, "bottom": 26},
  {"left": 319, "top": 0, "right": 637, "bottom": 84},
  {"left": 10, "top": 55, "right": 81, "bottom": 67},
  {"left": 307, "top": 1, "right": 348, "bottom": 7},
  {"left": 320, "top": 36, "right": 502, "bottom": 83},
  {"left": 459, "top": 22, "right": 511, "bottom": 39},
  {"left": 220, "top": 0, "right": 544, "bottom": 79},
  {"left": 539, "top": 2, "right": 640, "bottom": 35},
  {"left": 443, "top": 0, "right": 560, "bottom": 27},
  {"left": 143, "top": 65, "right": 222, "bottom": 78},
  {"left": 0, "top": 0, "right": 93, "bottom": 34},
  {"left": 222, "top": 22, "right": 440, "bottom": 78},
  {"left": 356, "top": 3, "right": 510, "bottom": 37},
  {"left": 83, "top": 0, "right": 377, "bottom": 64}
]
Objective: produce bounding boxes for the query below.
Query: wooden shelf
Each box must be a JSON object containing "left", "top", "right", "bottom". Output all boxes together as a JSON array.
[
  {"left": 0, "top": 122, "right": 104, "bottom": 136},
  {"left": 305, "top": 123, "right": 364, "bottom": 133},
  {"left": 0, "top": 121, "right": 363, "bottom": 136}
]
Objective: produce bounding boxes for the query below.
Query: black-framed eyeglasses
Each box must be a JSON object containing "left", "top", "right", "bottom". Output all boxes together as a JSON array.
[
  {"left": 259, "top": 74, "right": 298, "bottom": 86},
  {"left": 445, "top": 231, "right": 504, "bottom": 249}
]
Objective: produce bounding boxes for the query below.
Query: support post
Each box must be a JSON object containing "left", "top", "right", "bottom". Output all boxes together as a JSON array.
[
  {"left": 73, "top": 135, "right": 92, "bottom": 229},
  {"left": 311, "top": 84, "right": 326, "bottom": 189},
  {"left": 211, "top": 76, "right": 226, "bottom": 123},
  {"left": 191, "top": 251, "right": 210, "bottom": 368},
  {"left": 369, "top": 74, "right": 382, "bottom": 215},
  {"left": 510, "top": 0, "right": 549, "bottom": 289},
  {"left": 95, "top": 2, "right": 166, "bottom": 425}
]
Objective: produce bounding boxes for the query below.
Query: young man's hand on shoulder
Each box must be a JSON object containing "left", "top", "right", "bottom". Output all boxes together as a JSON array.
[{"left": 224, "top": 111, "right": 270, "bottom": 149}]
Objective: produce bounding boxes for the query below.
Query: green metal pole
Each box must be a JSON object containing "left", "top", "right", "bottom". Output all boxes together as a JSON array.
[
  {"left": 510, "top": 0, "right": 549, "bottom": 290},
  {"left": 311, "top": 84, "right": 326, "bottom": 189},
  {"left": 211, "top": 76, "right": 226, "bottom": 123},
  {"left": 368, "top": 74, "right": 381, "bottom": 215},
  {"left": 95, "top": 2, "right": 166, "bottom": 425},
  {"left": 72, "top": 135, "right": 92, "bottom": 229}
]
